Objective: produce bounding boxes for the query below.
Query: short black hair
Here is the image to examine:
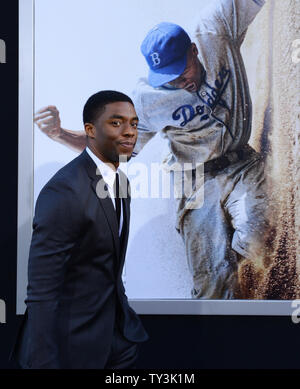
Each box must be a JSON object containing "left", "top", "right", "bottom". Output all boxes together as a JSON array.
[{"left": 83, "top": 90, "right": 134, "bottom": 124}]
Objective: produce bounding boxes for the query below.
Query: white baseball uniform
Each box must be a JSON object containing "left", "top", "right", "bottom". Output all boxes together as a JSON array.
[{"left": 132, "top": 0, "right": 268, "bottom": 299}]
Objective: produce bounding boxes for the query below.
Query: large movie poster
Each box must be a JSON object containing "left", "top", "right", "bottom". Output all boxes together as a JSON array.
[{"left": 18, "top": 0, "right": 300, "bottom": 313}]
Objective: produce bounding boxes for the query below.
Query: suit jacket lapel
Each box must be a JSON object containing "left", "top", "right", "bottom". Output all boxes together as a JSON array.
[
  {"left": 81, "top": 150, "right": 120, "bottom": 260},
  {"left": 118, "top": 173, "right": 130, "bottom": 273}
]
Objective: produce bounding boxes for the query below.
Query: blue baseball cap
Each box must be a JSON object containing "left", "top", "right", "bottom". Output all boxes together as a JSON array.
[{"left": 141, "top": 22, "right": 191, "bottom": 88}]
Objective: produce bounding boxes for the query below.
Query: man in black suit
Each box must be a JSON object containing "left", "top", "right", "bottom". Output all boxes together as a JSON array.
[{"left": 11, "top": 90, "right": 148, "bottom": 369}]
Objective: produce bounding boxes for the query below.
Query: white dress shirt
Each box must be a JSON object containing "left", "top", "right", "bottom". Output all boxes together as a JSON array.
[{"left": 86, "top": 147, "right": 123, "bottom": 235}]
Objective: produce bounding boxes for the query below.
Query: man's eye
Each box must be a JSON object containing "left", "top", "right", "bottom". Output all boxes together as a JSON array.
[
  {"left": 131, "top": 122, "right": 138, "bottom": 128},
  {"left": 111, "top": 120, "right": 121, "bottom": 126}
]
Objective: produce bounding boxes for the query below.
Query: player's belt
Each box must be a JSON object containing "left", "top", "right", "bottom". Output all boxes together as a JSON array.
[{"left": 203, "top": 145, "right": 251, "bottom": 173}]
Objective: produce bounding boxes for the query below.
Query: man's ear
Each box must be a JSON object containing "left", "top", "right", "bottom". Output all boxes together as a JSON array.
[
  {"left": 84, "top": 123, "right": 96, "bottom": 139},
  {"left": 191, "top": 42, "right": 198, "bottom": 56}
]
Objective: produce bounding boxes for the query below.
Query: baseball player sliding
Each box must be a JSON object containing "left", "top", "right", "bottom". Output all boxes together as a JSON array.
[{"left": 35, "top": 0, "right": 268, "bottom": 299}]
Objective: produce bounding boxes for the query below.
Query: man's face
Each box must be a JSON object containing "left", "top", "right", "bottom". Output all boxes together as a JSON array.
[
  {"left": 167, "top": 43, "right": 204, "bottom": 93},
  {"left": 86, "top": 101, "right": 138, "bottom": 165}
]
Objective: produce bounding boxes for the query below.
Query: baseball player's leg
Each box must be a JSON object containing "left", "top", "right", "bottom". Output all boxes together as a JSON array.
[
  {"left": 180, "top": 175, "right": 240, "bottom": 299},
  {"left": 224, "top": 152, "right": 268, "bottom": 262}
]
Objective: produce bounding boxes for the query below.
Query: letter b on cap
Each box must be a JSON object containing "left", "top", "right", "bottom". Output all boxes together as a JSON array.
[{"left": 150, "top": 52, "right": 160, "bottom": 66}]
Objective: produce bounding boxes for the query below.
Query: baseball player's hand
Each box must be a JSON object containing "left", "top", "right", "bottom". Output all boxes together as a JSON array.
[{"left": 34, "top": 105, "right": 63, "bottom": 141}]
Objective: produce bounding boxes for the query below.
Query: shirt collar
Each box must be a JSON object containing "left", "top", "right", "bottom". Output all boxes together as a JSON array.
[{"left": 86, "top": 147, "right": 119, "bottom": 189}]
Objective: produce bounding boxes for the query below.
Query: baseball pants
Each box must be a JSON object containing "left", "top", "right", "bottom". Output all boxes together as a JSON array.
[{"left": 179, "top": 145, "right": 268, "bottom": 299}]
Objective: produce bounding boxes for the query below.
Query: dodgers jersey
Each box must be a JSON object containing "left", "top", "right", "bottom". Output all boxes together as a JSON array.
[{"left": 132, "top": 0, "right": 265, "bottom": 165}]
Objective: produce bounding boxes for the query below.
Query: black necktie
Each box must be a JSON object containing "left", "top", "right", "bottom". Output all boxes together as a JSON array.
[{"left": 114, "top": 172, "right": 121, "bottom": 229}]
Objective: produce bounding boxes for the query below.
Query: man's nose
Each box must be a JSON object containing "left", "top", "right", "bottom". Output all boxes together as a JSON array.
[{"left": 123, "top": 123, "right": 136, "bottom": 137}]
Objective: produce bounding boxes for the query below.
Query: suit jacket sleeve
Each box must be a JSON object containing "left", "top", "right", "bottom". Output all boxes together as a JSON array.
[{"left": 26, "top": 180, "right": 82, "bottom": 368}]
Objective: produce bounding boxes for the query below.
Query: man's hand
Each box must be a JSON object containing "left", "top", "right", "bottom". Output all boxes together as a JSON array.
[
  {"left": 34, "top": 105, "right": 87, "bottom": 153},
  {"left": 34, "top": 105, "right": 63, "bottom": 141}
]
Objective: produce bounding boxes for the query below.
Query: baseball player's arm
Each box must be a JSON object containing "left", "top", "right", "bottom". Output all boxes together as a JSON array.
[
  {"left": 131, "top": 85, "right": 159, "bottom": 157},
  {"left": 195, "top": 0, "right": 265, "bottom": 44},
  {"left": 217, "top": 0, "right": 265, "bottom": 42},
  {"left": 132, "top": 126, "right": 157, "bottom": 157},
  {"left": 34, "top": 106, "right": 86, "bottom": 153}
]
